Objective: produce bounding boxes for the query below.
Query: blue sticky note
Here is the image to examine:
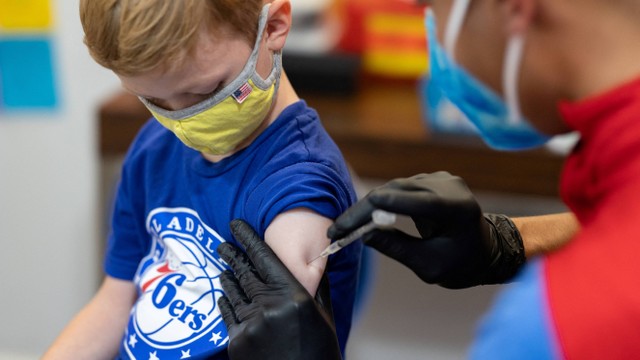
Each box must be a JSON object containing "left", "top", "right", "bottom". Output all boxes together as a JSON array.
[{"left": 0, "top": 37, "right": 58, "bottom": 110}]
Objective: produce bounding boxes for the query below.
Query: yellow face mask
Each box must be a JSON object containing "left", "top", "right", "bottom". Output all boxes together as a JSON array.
[{"left": 139, "top": 5, "right": 282, "bottom": 155}]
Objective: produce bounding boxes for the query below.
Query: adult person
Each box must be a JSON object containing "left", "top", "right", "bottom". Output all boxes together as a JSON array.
[{"left": 218, "top": 0, "right": 640, "bottom": 358}]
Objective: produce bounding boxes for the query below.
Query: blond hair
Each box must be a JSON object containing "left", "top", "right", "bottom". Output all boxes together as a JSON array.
[{"left": 79, "top": 0, "right": 264, "bottom": 76}]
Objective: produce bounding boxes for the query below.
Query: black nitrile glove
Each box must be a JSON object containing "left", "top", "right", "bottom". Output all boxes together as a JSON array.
[
  {"left": 216, "top": 220, "right": 342, "bottom": 360},
  {"left": 328, "top": 172, "right": 525, "bottom": 289}
]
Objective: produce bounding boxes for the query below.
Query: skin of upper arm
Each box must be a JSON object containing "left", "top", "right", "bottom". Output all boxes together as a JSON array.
[
  {"left": 43, "top": 276, "right": 137, "bottom": 360},
  {"left": 264, "top": 208, "right": 332, "bottom": 296},
  {"left": 512, "top": 212, "right": 580, "bottom": 258}
]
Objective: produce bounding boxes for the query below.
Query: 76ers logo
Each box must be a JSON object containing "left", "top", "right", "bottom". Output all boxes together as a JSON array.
[{"left": 123, "top": 208, "right": 230, "bottom": 359}]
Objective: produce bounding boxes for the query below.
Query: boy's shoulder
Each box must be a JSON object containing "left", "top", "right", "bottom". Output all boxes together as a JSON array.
[
  {"left": 253, "top": 100, "right": 341, "bottom": 163},
  {"left": 247, "top": 99, "right": 354, "bottom": 189},
  {"left": 273, "top": 100, "right": 319, "bottom": 125}
]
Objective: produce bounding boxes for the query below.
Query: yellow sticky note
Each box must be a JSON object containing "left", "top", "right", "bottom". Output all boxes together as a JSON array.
[{"left": 0, "top": 0, "right": 52, "bottom": 30}]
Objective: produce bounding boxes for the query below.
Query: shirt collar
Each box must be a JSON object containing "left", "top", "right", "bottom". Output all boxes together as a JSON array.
[{"left": 558, "top": 77, "right": 640, "bottom": 138}]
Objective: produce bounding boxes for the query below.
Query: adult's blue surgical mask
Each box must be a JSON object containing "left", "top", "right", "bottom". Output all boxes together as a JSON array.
[{"left": 424, "top": 0, "right": 550, "bottom": 150}]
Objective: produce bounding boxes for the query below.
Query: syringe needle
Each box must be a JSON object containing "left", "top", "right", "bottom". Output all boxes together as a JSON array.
[
  {"left": 308, "top": 242, "right": 341, "bottom": 264},
  {"left": 308, "top": 210, "right": 398, "bottom": 264},
  {"left": 308, "top": 254, "right": 324, "bottom": 264}
]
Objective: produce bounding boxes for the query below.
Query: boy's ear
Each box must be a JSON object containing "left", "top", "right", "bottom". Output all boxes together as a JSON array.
[{"left": 265, "top": 0, "right": 291, "bottom": 51}]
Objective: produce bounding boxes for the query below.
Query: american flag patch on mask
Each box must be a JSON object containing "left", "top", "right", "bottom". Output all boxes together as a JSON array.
[{"left": 232, "top": 83, "right": 253, "bottom": 104}]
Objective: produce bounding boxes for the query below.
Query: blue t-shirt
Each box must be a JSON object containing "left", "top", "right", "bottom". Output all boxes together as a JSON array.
[{"left": 105, "top": 101, "right": 362, "bottom": 359}]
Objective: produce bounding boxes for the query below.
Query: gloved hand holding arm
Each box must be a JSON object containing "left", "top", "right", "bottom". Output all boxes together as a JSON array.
[
  {"left": 217, "top": 219, "right": 342, "bottom": 360},
  {"left": 328, "top": 172, "right": 526, "bottom": 289}
]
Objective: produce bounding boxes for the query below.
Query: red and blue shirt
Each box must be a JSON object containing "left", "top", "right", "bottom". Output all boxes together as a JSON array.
[{"left": 471, "top": 78, "right": 640, "bottom": 359}]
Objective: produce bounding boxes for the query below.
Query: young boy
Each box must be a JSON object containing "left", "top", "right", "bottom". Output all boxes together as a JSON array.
[{"left": 43, "top": 0, "right": 362, "bottom": 359}]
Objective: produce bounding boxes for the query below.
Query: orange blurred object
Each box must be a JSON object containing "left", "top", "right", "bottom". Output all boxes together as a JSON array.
[{"left": 337, "top": 0, "right": 428, "bottom": 79}]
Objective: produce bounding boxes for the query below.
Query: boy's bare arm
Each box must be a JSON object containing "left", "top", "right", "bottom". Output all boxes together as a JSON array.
[
  {"left": 264, "top": 209, "right": 332, "bottom": 295},
  {"left": 43, "top": 276, "right": 137, "bottom": 360},
  {"left": 513, "top": 212, "right": 579, "bottom": 258}
]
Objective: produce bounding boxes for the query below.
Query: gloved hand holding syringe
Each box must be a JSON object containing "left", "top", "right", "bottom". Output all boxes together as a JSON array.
[{"left": 309, "top": 210, "right": 398, "bottom": 264}]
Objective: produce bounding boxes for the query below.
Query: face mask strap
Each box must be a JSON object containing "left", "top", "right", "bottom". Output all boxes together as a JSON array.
[
  {"left": 503, "top": 34, "right": 526, "bottom": 124},
  {"left": 444, "top": 0, "right": 471, "bottom": 60}
]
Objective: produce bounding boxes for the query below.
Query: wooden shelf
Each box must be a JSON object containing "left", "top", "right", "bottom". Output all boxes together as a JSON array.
[{"left": 98, "top": 81, "right": 564, "bottom": 196}]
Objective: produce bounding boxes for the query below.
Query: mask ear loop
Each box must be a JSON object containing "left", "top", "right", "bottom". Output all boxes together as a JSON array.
[
  {"left": 444, "top": 0, "right": 471, "bottom": 60},
  {"left": 503, "top": 34, "right": 526, "bottom": 124}
]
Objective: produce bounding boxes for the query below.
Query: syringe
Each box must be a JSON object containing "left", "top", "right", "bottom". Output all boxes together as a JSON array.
[{"left": 308, "top": 210, "right": 397, "bottom": 264}]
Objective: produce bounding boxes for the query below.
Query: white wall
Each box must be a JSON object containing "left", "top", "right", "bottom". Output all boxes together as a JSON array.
[{"left": 0, "top": 1, "right": 119, "bottom": 357}]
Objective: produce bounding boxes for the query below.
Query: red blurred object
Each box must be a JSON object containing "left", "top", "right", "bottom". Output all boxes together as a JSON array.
[{"left": 337, "top": 0, "right": 427, "bottom": 54}]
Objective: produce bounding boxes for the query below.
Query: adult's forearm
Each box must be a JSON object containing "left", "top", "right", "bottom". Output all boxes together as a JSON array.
[{"left": 512, "top": 212, "right": 579, "bottom": 258}]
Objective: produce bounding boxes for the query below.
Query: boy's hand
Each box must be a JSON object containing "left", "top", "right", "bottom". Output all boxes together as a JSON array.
[
  {"left": 328, "top": 172, "right": 525, "bottom": 289},
  {"left": 217, "top": 220, "right": 342, "bottom": 360}
]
